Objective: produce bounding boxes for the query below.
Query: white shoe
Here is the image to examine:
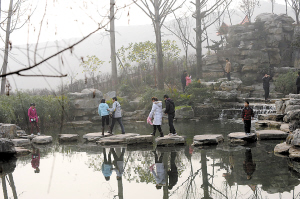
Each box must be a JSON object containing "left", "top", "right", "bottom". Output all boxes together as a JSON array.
[
  {"left": 171, "top": 133, "right": 178, "bottom": 136},
  {"left": 31, "top": 134, "right": 34, "bottom": 136},
  {"left": 168, "top": 133, "right": 173, "bottom": 136},
  {"left": 37, "top": 132, "right": 40, "bottom": 136}
]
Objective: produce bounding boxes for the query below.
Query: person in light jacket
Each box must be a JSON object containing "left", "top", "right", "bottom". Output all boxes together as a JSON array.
[
  {"left": 150, "top": 150, "right": 166, "bottom": 189},
  {"left": 225, "top": 58, "right": 231, "bottom": 81},
  {"left": 98, "top": 99, "right": 111, "bottom": 135},
  {"left": 108, "top": 97, "right": 125, "bottom": 134},
  {"left": 148, "top": 97, "right": 164, "bottom": 137}
]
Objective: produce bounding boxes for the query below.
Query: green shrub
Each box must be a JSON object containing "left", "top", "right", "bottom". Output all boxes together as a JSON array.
[{"left": 274, "top": 70, "right": 298, "bottom": 95}]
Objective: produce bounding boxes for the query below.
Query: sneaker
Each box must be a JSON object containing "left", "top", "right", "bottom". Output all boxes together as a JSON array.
[
  {"left": 171, "top": 133, "right": 178, "bottom": 136},
  {"left": 31, "top": 133, "right": 34, "bottom": 136},
  {"left": 168, "top": 133, "right": 173, "bottom": 136},
  {"left": 37, "top": 132, "right": 40, "bottom": 136}
]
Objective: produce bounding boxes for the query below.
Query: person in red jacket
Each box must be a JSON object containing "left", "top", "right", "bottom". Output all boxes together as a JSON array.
[
  {"left": 242, "top": 101, "right": 254, "bottom": 135},
  {"left": 28, "top": 103, "right": 40, "bottom": 136}
]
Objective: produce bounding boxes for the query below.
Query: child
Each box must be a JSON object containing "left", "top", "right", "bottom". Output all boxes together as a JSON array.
[
  {"left": 242, "top": 101, "right": 254, "bottom": 135},
  {"left": 148, "top": 97, "right": 164, "bottom": 137},
  {"left": 98, "top": 99, "right": 110, "bottom": 135},
  {"left": 28, "top": 103, "right": 40, "bottom": 136},
  {"left": 186, "top": 74, "right": 192, "bottom": 86}
]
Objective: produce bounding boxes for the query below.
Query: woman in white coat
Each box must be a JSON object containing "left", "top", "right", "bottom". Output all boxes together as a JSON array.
[{"left": 148, "top": 97, "right": 164, "bottom": 137}]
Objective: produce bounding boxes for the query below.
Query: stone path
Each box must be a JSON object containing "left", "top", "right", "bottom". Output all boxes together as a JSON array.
[
  {"left": 15, "top": 147, "right": 31, "bottom": 156},
  {"left": 32, "top": 136, "right": 53, "bottom": 144},
  {"left": 193, "top": 134, "right": 224, "bottom": 146},
  {"left": 11, "top": 139, "right": 31, "bottom": 147},
  {"left": 228, "top": 132, "right": 257, "bottom": 143},
  {"left": 97, "top": 133, "right": 140, "bottom": 145},
  {"left": 256, "top": 130, "right": 288, "bottom": 140},
  {"left": 83, "top": 132, "right": 112, "bottom": 142},
  {"left": 59, "top": 134, "right": 79, "bottom": 142},
  {"left": 255, "top": 120, "right": 282, "bottom": 129},
  {"left": 155, "top": 135, "right": 186, "bottom": 146},
  {"left": 126, "top": 135, "right": 153, "bottom": 145}
]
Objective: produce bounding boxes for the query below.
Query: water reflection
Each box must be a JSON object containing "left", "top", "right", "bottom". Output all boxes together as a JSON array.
[
  {"left": 168, "top": 152, "right": 178, "bottom": 190},
  {"left": 31, "top": 145, "right": 40, "bottom": 174},
  {"left": 102, "top": 148, "right": 112, "bottom": 181},
  {"left": 243, "top": 148, "right": 256, "bottom": 180},
  {"left": 0, "top": 157, "right": 18, "bottom": 199}
]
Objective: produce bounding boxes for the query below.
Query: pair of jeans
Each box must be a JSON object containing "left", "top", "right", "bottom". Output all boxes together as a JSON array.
[
  {"left": 168, "top": 114, "right": 176, "bottom": 134},
  {"left": 111, "top": 117, "right": 125, "bottom": 134},
  {"left": 153, "top": 125, "right": 162, "bottom": 134},
  {"left": 297, "top": 87, "right": 300, "bottom": 94},
  {"left": 30, "top": 122, "right": 40, "bottom": 134},
  {"left": 264, "top": 87, "right": 269, "bottom": 100},
  {"left": 226, "top": 72, "right": 231, "bottom": 81},
  {"left": 244, "top": 120, "right": 251, "bottom": 134},
  {"left": 101, "top": 115, "right": 110, "bottom": 127}
]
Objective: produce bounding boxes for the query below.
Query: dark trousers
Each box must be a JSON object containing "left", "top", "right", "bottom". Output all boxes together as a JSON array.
[
  {"left": 153, "top": 125, "right": 162, "bottom": 134},
  {"left": 182, "top": 83, "right": 186, "bottom": 93},
  {"left": 168, "top": 114, "right": 176, "bottom": 134},
  {"left": 154, "top": 151, "right": 164, "bottom": 163},
  {"left": 244, "top": 120, "right": 251, "bottom": 134},
  {"left": 111, "top": 117, "right": 125, "bottom": 134},
  {"left": 30, "top": 122, "right": 40, "bottom": 134},
  {"left": 226, "top": 72, "right": 231, "bottom": 81},
  {"left": 264, "top": 87, "right": 269, "bottom": 100},
  {"left": 102, "top": 115, "right": 110, "bottom": 127},
  {"left": 297, "top": 87, "right": 300, "bottom": 94}
]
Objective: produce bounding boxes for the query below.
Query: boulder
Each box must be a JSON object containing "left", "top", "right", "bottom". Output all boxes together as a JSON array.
[
  {"left": 228, "top": 132, "right": 257, "bottom": 143},
  {"left": 257, "top": 114, "right": 284, "bottom": 121},
  {"left": 126, "top": 135, "right": 153, "bottom": 145},
  {"left": 280, "top": 123, "right": 290, "bottom": 132},
  {"left": 274, "top": 142, "right": 291, "bottom": 154},
  {"left": 256, "top": 130, "right": 288, "bottom": 140},
  {"left": 0, "top": 138, "right": 16, "bottom": 154},
  {"left": 219, "top": 79, "right": 242, "bottom": 91},
  {"left": 155, "top": 135, "right": 186, "bottom": 146},
  {"left": 291, "top": 129, "right": 300, "bottom": 147},
  {"left": 0, "top": 157, "right": 17, "bottom": 175},
  {"left": 175, "top": 106, "right": 194, "bottom": 119},
  {"left": 214, "top": 91, "right": 238, "bottom": 101},
  {"left": 16, "top": 130, "right": 27, "bottom": 137},
  {"left": 193, "top": 134, "right": 224, "bottom": 146},
  {"left": 289, "top": 147, "right": 300, "bottom": 159},
  {"left": 97, "top": 133, "right": 140, "bottom": 145},
  {"left": 193, "top": 104, "right": 216, "bottom": 118},
  {"left": 129, "top": 97, "right": 142, "bottom": 109},
  {"left": 275, "top": 100, "right": 284, "bottom": 114},
  {"left": 283, "top": 109, "right": 300, "bottom": 123},
  {"left": 285, "top": 105, "right": 300, "bottom": 114},
  {"left": 59, "top": 134, "right": 79, "bottom": 142},
  {"left": 11, "top": 139, "right": 31, "bottom": 147},
  {"left": 289, "top": 120, "right": 300, "bottom": 131},
  {"left": 81, "top": 88, "right": 103, "bottom": 98},
  {"left": 256, "top": 13, "right": 278, "bottom": 22},
  {"left": 105, "top": 91, "right": 116, "bottom": 101},
  {"left": 83, "top": 132, "right": 112, "bottom": 142},
  {"left": 32, "top": 136, "right": 53, "bottom": 144},
  {"left": 71, "top": 99, "right": 100, "bottom": 109},
  {"left": 0, "top": 124, "right": 17, "bottom": 139},
  {"left": 205, "top": 55, "right": 219, "bottom": 65},
  {"left": 15, "top": 147, "right": 31, "bottom": 156}
]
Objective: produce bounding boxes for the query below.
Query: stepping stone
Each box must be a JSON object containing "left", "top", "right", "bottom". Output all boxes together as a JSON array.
[
  {"left": 289, "top": 147, "right": 300, "bottom": 159},
  {"left": 59, "top": 134, "right": 79, "bottom": 142},
  {"left": 16, "top": 130, "right": 27, "bottom": 137},
  {"left": 193, "top": 134, "right": 224, "bottom": 146},
  {"left": 11, "top": 139, "right": 31, "bottom": 147},
  {"left": 67, "top": 121, "right": 92, "bottom": 127},
  {"left": 97, "top": 133, "right": 140, "bottom": 145},
  {"left": 32, "top": 136, "right": 53, "bottom": 144},
  {"left": 255, "top": 121, "right": 282, "bottom": 129},
  {"left": 274, "top": 142, "right": 291, "bottom": 154},
  {"left": 280, "top": 123, "right": 290, "bottom": 132},
  {"left": 155, "top": 135, "right": 186, "bottom": 146},
  {"left": 256, "top": 130, "right": 288, "bottom": 140},
  {"left": 258, "top": 114, "right": 284, "bottom": 121},
  {"left": 15, "top": 147, "right": 31, "bottom": 156},
  {"left": 0, "top": 138, "right": 16, "bottom": 154},
  {"left": 126, "top": 135, "right": 153, "bottom": 145},
  {"left": 83, "top": 132, "right": 112, "bottom": 142},
  {"left": 228, "top": 132, "right": 257, "bottom": 143}
]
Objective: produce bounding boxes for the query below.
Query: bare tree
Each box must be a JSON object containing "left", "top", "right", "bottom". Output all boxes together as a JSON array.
[
  {"left": 239, "top": 0, "right": 260, "bottom": 22},
  {"left": 134, "top": 0, "right": 185, "bottom": 90},
  {"left": 110, "top": 0, "right": 118, "bottom": 90},
  {"left": 289, "top": 0, "right": 300, "bottom": 24},
  {"left": 285, "top": 0, "right": 288, "bottom": 14},
  {"left": 270, "top": 0, "right": 276, "bottom": 14}
]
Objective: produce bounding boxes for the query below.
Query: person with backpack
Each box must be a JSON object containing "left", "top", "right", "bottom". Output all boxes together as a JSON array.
[
  {"left": 242, "top": 101, "right": 254, "bottom": 135},
  {"left": 108, "top": 97, "right": 125, "bottom": 134},
  {"left": 148, "top": 97, "right": 164, "bottom": 137},
  {"left": 98, "top": 99, "right": 111, "bottom": 136},
  {"left": 163, "top": 95, "right": 177, "bottom": 136}
]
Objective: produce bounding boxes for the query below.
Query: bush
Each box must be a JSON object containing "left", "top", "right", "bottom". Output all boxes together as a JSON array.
[{"left": 274, "top": 70, "right": 298, "bottom": 95}]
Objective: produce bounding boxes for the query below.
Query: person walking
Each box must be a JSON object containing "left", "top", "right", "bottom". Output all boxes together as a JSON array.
[
  {"left": 242, "top": 101, "right": 254, "bottom": 135},
  {"left": 163, "top": 95, "right": 177, "bottom": 136},
  {"left": 148, "top": 97, "right": 164, "bottom": 137},
  {"left": 181, "top": 71, "right": 187, "bottom": 92},
  {"left": 296, "top": 72, "right": 300, "bottom": 94},
  {"left": 225, "top": 58, "right": 231, "bottom": 81},
  {"left": 28, "top": 103, "right": 40, "bottom": 136},
  {"left": 185, "top": 73, "right": 192, "bottom": 87},
  {"left": 108, "top": 97, "right": 125, "bottom": 134},
  {"left": 262, "top": 74, "right": 272, "bottom": 101},
  {"left": 98, "top": 99, "right": 111, "bottom": 135}
]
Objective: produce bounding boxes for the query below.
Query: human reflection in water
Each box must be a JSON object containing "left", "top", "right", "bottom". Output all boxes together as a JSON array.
[
  {"left": 168, "top": 152, "right": 178, "bottom": 190},
  {"left": 150, "top": 150, "right": 166, "bottom": 189},
  {"left": 222, "top": 152, "right": 235, "bottom": 187},
  {"left": 31, "top": 146, "right": 40, "bottom": 173},
  {"left": 243, "top": 148, "right": 256, "bottom": 180},
  {"left": 102, "top": 148, "right": 112, "bottom": 181},
  {"left": 111, "top": 148, "right": 125, "bottom": 181}
]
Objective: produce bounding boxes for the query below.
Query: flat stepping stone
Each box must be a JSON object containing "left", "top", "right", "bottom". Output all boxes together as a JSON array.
[
  {"left": 255, "top": 121, "right": 282, "bottom": 129},
  {"left": 280, "top": 123, "right": 290, "bottom": 132},
  {"left": 59, "top": 134, "right": 79, "bottom": 142},
  {"left": 289, "top": 147, "right": 300, "bottom": 159},
  {"left": 126, "top": 135, "right": 153, "bottom": 145},
  {"left": 11, "top": 139, "right": 31, "bottom": 147},
  {"left": 193, "top": 134, "right": 224, "bottom": 146},
  {"left": 155, "top": 135, "right": 186, "bottom": 146},
  {"left": 258, "top": 114, "right": 284, "bottom": 121},
  {"left": 15, "top": 147, "right": 31, "bottom": 156},
  {"left": 274, "top": 142, "right": 291, "bottom": 154},
  {"left": 32, "top": 136, "right": 53, "bottom": 144},
  {"left": 228, "top": 132, "right": 257, "bottom": 143},
  {"left": 83, "top": 132, "right": 112, "bottom": 142},
  {"left": 256, "top": 130, "right": 288, "bottom": 140},
  {"left": 97, "top": 133, "right": 140, "bottom": 145}
]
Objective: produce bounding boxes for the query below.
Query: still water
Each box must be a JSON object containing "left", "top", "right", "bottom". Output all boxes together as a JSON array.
[{"left": 1, "top": 120, "right": 300, "bottom": 199}]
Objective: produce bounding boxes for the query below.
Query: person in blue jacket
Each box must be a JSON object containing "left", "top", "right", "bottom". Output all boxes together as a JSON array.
[{"left": 98, "top": 99, "right": 110, "bottom": 135}]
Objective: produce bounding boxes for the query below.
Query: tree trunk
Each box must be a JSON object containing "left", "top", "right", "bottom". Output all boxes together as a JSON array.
[
  {"left": 196, "top": 0, "right": 203, "bottom": 79},
  {"left": 110, "top": 0, "right": 118, "bottom": 90},
  {"left": 1, "top": 0, "right": 13, "bottom": 95},
  {"left": 154, "top": 0, "right": 164, "bottom": 90}
]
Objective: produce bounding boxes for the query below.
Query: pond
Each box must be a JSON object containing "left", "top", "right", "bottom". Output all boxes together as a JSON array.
[{"left": 1, "top": 119, "right": 300, "bottom": 199}]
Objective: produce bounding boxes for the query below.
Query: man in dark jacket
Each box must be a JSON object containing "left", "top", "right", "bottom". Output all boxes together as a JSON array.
[
  {"left": 242, "top": 101, "right": 254, "bottom": 135},
  {"left": 163, "top": 95, "right": 177, "bottom": 136},
  {"left": 181, "top": 71, "right": 187, "bottom": 93},
  {"left": 296, "top": 72, "right": 300, "bottom": 94},
  {"left": 262, "top": 74, "right": 272, "bottom": 101}
]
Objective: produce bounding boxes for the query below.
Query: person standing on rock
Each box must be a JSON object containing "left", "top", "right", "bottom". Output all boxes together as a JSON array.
[
  {"left": 225, "top": 58, "right": 231, "bottom": 81},
  {"left": 98, "top": 99, "right": 111, "bottom": 136},
  {"left": 108, "top": 97, "right": 125, "bottom": 134},
  {"left": 262, "top": 74, "right": 272, "bottom": 101},
  {"left": 242, "top": 101, "right": 254, "bottom": 135},
  {"left": 296, "top": 72, "right": 300, "bottom": 94},
  {"left": 28, "top": 103, "right": 40, "bottom": 136},
  {"left": 181, "top": 71, "right": 187, "bottom": 92},
  {"left": 148, "top": 97, "right": 164, "bottom": 137},
  {"left": 163, "top": 95, "right": 177, "bottom": 136}
]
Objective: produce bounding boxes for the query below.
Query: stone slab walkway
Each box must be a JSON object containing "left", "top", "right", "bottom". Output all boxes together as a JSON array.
[
  {"left": 126, "top": 135, "right": 153, "bottom": 145},
  {"left": 59, "top": 134, "right": 79, "bottom": 142},
  {"left": 228, "top": 132, "right": 257, "bottom": 143},
  {"left": 32, "top": 136, "right": 53, "bottom": 144},
  {"left": 155, "top": 135, "right": 186, "bottom": 146},
  {"left": 97, "top": 133, "right": 140, "bottom": 145},
  {"left": 83, "top": 132, "right": 112, "bottom": 142},
  {"left": 11, "top": 139, "right": 31, "bottom": 147},
  {"left": 193, "top": 134, "right": 224, "bottom": 146},
  {"left": 256, "top": 130, "right": 288, "bottom": 140}
]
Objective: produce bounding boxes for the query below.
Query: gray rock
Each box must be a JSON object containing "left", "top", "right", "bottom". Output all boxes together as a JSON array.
[
  {"left": 71, "top": 99, "right": 100, "bottom": 109},
  {"left": 0, "top": 157, "right": 17, "bottom": 175},
  {"left": 289, "top": 147, "right": 300, "bottom": 159},
  {"left": 274, "top": 142, "right": 291, "bottom": 154},
  {"left": 256, "top": 13, "right": 278, "bottom": 22},
  {"left": 15, "top": 147, "right": 31, "bottom": 156},
  {"left": 97, "top": 133, "right": 140, "bottom": 145},
  {"left": 0, "top": 124, "right": 17, "bottom": 139},
  {"left": 291, "top": 129, "right": 300, "bottom": 147},
  {"left": 83, "top": 132, "right": 112, "bottom": 142},
  {"left": 280, "top": 123, "right": 290, "bottom": 132},
  {"left": 255, "top": 120, "right": 282, "bottom": 129},
  {"left": 228, "top": 132, "right": 257, "bottom": 142},
  {"left": 289, "top": 120, "right": 300, "bottom": 131},
  {"left": 11, "top": 139, "right": 31, "bottom": 147},
  {"left": 193, "top": 134, "right": 224, "bottom": 146},
  {"left": 32, "top": 136, "right": 53, "bottom": 144},
  {"left": 155, "top": 135, "right": 186, "bottom": 146},
  {"left": 81, "top": 88, "right": 103, "bottom": 98},
  {"left": 256, "top": 130, "right": 288, "bottom": 140},
  {"left": 0, "top": 138, "right": 16, "bottom": 153},
  {"left": 257, "top": 114, "right": 284, "bottom": 121},
  {"left": 285, "top": 105, "right": 300, "bottom": 114},
  {"left": 214, "top": 91, "right": 238, "bottom": 101},
  {"left": 288, "top": 94, "right": 300, "bottom": 99},
  {"left": 283, "top": 109, "right": 300, "bottom": 123},
  {"left": 59, "top": 134, "right": 79, "bottom": 142},
  {"left": 205, "top": 55, "right": 219, "bottom": 65},
  {"left": 220, "top": 79, "right": 242, "bottom": 91},
  {"left": 275, "top": 100, "right": 284, "bottom": 114},
  {"left": 16, "top": 130, "right": 27, "bottom": 137},
  {"left": 126, "top": 135, "right": 153, "bottom": 145},
  {"left": 175, "top": 106, "right": 194, "bottom": 119},
  {"left": 129, "top": 97, "right": 142, "bottom": 108}
]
